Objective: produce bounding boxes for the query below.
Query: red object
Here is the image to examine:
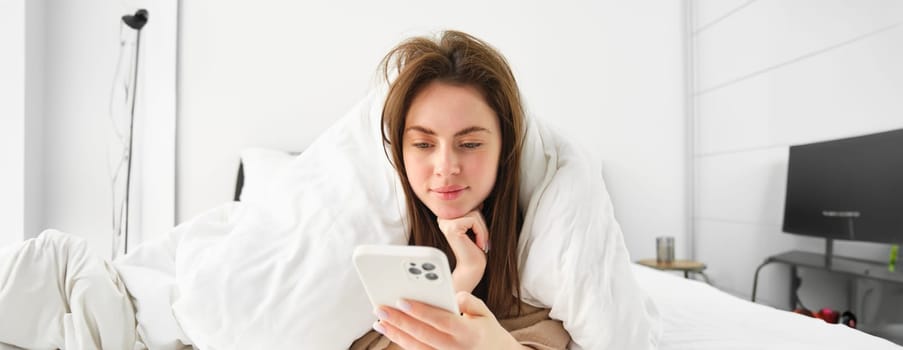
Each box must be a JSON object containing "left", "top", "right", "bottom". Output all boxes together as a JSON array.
[
  {"left": 792, "top": 308, "right": 814, "bottom": 317},
  {"left": 816, "top": 308, "right": 839, "bottom": 324}
]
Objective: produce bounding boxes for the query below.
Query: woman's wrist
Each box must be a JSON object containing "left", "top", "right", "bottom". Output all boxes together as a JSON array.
[{"left": 452, "top": 264, "right": 485, "bottom": 293}]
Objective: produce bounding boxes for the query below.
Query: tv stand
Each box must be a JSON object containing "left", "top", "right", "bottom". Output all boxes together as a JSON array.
[
  {"left": 751, "top": 250, "right": 903, "bottom": 307},
  {"left": 819, "top": 210, "right": 861, "bottom": 267}
]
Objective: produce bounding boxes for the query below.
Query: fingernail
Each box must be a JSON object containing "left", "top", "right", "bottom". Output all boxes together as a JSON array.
[
  {"left": 375, "top": 308, "right": 388, "bottom": 320},
  {"left": 484, "top": 240, "right": 490, "bottom": 253},
  {"left": 373, "top": 321, "right": 385, "bottom": 334},
  {"left": 396, "top": 299, "right": 412, "bottom": 312}
]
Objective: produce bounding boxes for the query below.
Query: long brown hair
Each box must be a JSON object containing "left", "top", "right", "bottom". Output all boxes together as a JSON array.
[{"left": 380, "top": 30, "right": 526, "bottom": 317}]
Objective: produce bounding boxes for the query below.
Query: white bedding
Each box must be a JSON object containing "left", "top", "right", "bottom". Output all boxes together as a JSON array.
[
  {"left": 4, "top": 230, "right": 899, "bottom": 349},
  {"left": 0, "top": 230, "right": 138, "bottom": 349},
  {"left": 6, "top": 83, "right": 895, "bottom": 349},
  {"left": 632, "top": 264, "right": 902, "bottom": 349},
  {"left": 111, "top": 86, "right": 660, "bottom": 349}
]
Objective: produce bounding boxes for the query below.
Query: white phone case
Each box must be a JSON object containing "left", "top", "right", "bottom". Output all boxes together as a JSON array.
[{"left": 353, "top": 245, "right": 460, "bottom": 314}]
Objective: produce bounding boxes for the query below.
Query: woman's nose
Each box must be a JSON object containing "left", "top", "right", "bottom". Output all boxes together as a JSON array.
[{"left": 434, "top": 146, "right": 461, "bottom": 176}]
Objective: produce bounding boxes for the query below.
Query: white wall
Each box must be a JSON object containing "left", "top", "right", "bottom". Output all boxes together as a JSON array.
[
  {"left": 178, "top": 0, "right": 687, "bottom": 260},
  {"left": 29, "top": 0, "right": 178, "bottom": 259},
  {"left": 25, "top": 0, "right": 46, "bottom": 245},
  {"left": 692, "top": 0, "right": 903, "bottom": 326},
  {"left": 0, "top": 0, "right": 26, "bottom": 246},
  {"left": 40, "top": 0, "right": 131, "bottom": 258},
  {"left": 1, "top": 0, "right": 46, "bottom": 247}
]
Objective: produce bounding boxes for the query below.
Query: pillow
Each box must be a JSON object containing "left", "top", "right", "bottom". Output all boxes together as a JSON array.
[
  {"left": 237, "top": 148, "right": 297, "bottom": 206},
  {"left": 162, "top": 88, "right": 407, "bottom": 349}
]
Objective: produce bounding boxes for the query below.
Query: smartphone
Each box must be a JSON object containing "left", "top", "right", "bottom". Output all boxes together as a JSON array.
[{"left": 353, "top": 245, "right": 460, "bottom": 314}]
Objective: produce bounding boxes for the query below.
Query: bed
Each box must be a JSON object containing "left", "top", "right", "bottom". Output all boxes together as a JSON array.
[
  {"left": 632, "top": 264, "right": 899, "bottom": 349},
  {"left": 235, "top": 147, "right": 901, "bottom": 350},
  {"left": 3, "top": 89, "right": 900, "bottom": 349}
]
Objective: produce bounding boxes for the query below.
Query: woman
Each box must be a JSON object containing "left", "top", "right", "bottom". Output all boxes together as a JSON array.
[{"left": 350, "top": 31, "right": 571, "bottom": 349}]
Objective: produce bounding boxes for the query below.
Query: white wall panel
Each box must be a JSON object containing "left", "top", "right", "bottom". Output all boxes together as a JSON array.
[
  {"left": 693, "top": 0, "right": 903, "bottom": 331},
  {"left": 698, "top": 24, "right": 903, "bottom": 155},
  {"left": 25, "top": 0, "right": 44, "bottom": 240},
  {"left": 694, "top": 219, "right": 843, "bottom": 306},
  {"left": 693, "top": 0, "right": 753, "bottom": 32},
  {"left": 696, "top": 147, "right": 787, "bottom": 225},
  {"left": 696, "top": 0, "right": 903, "bottom": 91},
  {"left": 0, "top": 0, "right": 25, "bottom": 246},
  {"left": 42, "top": 0, "right": 121, "bottom": 257}
]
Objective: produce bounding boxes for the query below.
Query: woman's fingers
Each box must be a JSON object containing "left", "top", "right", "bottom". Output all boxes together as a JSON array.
[
  {"left": 437, "top": 210, "right": 489, "bottom": 252},
  {"left": 376, "top": 303, "right": 455, "bottom": 349},
  {"left": 396, "top": 299, "right": 464, "bottom": 335},
  {"left": 376, "top": 320, "right": 435, "bottom": 350},
  {"left": 465, "top": 210, "right": 490, "bottom": 253},
  {"left": 438, "top": 217, "right": 485, "bottom": 264},
  {"left": 376, "top": 293, "right": 514, "bottom": 350}
]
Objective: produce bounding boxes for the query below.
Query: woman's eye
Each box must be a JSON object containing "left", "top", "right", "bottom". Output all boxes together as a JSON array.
[
  {"left": 412, "top": 142, "right": 432, "bottom": 149},
  {"left": 461, "top": 143, "right": 482, "bottom": 149}
]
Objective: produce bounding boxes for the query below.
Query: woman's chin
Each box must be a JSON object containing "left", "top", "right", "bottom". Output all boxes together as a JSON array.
[{"left": 429, "top": 204, "right": 471, "bottom": 220}]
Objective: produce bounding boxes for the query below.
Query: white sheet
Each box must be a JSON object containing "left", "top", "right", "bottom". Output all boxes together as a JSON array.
[
  {"left": 113, "top": 85, "right": 660, "bottom": 349},
  {"left": 0, "top": 230, "right": 138, "bottom": 350},
  {"left": 632, "top": 264, "right": 902, "bottom": 349}
]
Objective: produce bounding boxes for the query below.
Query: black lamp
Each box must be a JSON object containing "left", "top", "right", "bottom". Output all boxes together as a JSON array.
[
  {"left": 122, "top": 9, "right": 149, "bottom": 30},
  {"left": 111, "top": 8, "right": 149, "bottom": 258}
]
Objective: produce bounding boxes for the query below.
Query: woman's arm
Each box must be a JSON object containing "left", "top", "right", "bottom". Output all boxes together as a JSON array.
[{"left": 437, "top": 209, "right": 489, "bottom": 293}]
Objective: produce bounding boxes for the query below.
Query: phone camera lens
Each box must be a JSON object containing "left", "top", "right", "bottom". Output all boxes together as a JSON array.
[
  {"left": 408, "top": 267, "right": 422, "bottom": 275},
  {"left": 422, "top": 263, "right": 436, "bottom": 271},
  {"left": 425, "top": 272, "right": 438, "bottom": 281}
]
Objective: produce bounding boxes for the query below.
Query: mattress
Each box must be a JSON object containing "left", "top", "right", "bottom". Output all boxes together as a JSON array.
[{"left": 632, "top": 264, "right": 901, "bottom": 349}]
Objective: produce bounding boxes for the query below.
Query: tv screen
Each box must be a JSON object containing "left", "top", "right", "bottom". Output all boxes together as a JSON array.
[{"left": 782, "top": 128, "right": 903, "bottom": 244}]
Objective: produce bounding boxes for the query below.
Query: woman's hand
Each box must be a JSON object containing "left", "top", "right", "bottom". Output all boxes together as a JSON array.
[
  {"left": 373, "top": 291, "right": 525, "bottom": 350},
  {"left": 437, "top": 209, "right": 489, "bottom": 293}
]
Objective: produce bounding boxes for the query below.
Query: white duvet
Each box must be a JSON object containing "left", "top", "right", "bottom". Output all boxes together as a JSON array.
[
  {"left": 116, "top": 86, "right": 659, "bottom": 349},
  {"left": 0, "top": 87, "right": 659, "bottom": 349}
]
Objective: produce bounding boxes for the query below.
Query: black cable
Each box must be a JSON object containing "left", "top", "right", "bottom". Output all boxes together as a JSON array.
[{"left": 122, "top": 29, "right": 140, "bottom": 255}]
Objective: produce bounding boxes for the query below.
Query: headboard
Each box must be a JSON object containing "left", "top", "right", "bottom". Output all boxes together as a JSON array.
[
  {"left": 233, "top": 162, "right": 247, "bottom": 201},
  {"left": 234, "top": 150, "right": 302, "bottom": 201}
]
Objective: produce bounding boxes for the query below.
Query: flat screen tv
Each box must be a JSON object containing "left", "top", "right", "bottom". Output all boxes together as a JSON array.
[{"left": 782, "top": 128, "right": 903, "bottom": 245}]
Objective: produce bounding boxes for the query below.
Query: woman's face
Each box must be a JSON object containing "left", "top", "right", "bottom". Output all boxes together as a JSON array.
[{"left": 403, "top": 81, "right": 502, "bottom": 220}]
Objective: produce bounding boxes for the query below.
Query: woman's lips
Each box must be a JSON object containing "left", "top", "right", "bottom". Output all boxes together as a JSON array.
[{"left": 432, "top": 185, "right": 467, "bottom": 200}]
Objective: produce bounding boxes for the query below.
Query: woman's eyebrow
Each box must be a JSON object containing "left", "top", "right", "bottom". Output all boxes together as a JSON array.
[
  {"left": 404, "top": 126, "right": 490, "bottom": 136},
  {"left": 405, "top": 126, "right": 435, "bottom": 135},
  {"left": 454, "top": 126, "right": 490, "bottom": 137}
]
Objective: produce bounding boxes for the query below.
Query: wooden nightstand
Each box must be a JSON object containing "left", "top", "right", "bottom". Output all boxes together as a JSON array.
[{"left": 637, "top": 259, "right": 710, "bottom": 283}]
